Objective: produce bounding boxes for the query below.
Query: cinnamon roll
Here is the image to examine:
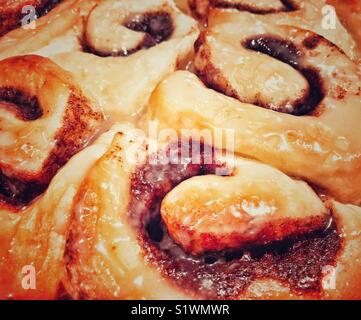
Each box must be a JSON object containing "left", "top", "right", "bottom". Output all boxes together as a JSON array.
[
  {"left": 147, "top": 17, "right": 361, "bottom": 204},
  {"left": 0, "top": 55, "right": 103, "bottom": 209},
  {"left": 188, "top": 0, "right": 359, "bottom": 62},
  {"left": 0, "top": 0, "right": 96, "bottom": 60},
  {"left": 0, "top": 0, "right": 199, "bottom": 120},
  {"left": 82, "top": 0, "right": 196, "bottom": 57},
  {"left": 0, "top": 125, "right": 124, "bottom": 299},
  {"left": 0, "top": 0, "right": 359, "bottom": 302},
  {"left": 62, "top": 127, "right": 361, "bottom": 300},
  {"left": 0, "top": 0, "right": 61, "bottom": 37}
]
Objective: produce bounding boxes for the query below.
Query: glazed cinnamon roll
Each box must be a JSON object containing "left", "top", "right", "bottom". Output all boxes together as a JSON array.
[
  {"left": 82, "top": 0, "right": 197, "bottom": 57},
  {"left": 0, "top": 55, "right": 103, "bottom": 209},
  {"left": 0, "top": 0, "right": 359, "bottom": 302},
  {"left": 147, "top": 16, "right": 361, "bottom": 205},
  {"left": 54, "top": 0, "right": 198, "bottom": 119},
  {"left": 0, "top": 0, "right": 61, "bottom": 37},
  {"left": 0, "top": 0, "right": 96, "bottom": 60},
  {"left": 62, "top": 127, "right": 361, "bottom": 300},
  {"left": 0, "top": 125, "right": 123, "bottom": 299},
  {"left": 0, "top": 0, "right": 199, "bottom": 120},
  {"left": 187, "top": 0, "right": 359, "bottom": 62}
]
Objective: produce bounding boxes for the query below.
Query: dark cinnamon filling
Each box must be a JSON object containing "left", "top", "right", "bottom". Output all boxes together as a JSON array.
[
  {"left": 0, "top": 90, "right": 102, "bottom": 207},
  {"left": 303, "top": 34, "right": 322, "bottom": 50},
  {"left": 125, "top": 12, "right": 174, "bottom": 46},
  {"left": 242, "top": 35, "right": 325, "bottom": 116},
  {"left": 83, "top": 11, "right": 174, "bottom": 57},
  {"left": 0, "top": 87, "right": 43, "bottom": 121},
  {"left": 211, "top": 0, "right": 298, "bottom": 14},
  {"left": 0, "top": 169, "right": 46, "bottom": 207},
  {"left": 31, "top": 0, "right": 62, "bottom": 21},
  {"left": 128, "top": 142, "right": 341, "bottom": 299},
  {"left": 0, "top": 88, "right": 45, "bottom": 206}
]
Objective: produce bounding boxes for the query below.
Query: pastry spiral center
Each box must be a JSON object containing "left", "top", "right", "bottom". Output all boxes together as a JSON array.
[
  {"left": 0, "top": 87, "right": 43, "bottom": 121},
  {"left": 242, "top": 35, "right": 325, "bottom": 115},
  {"left": 0, "top": 56, "right": 104, "bottom": 208},
  {"left": 124, "top": 12, "right": 174, "bottom": 46},
  {"left": 194, "top": 29, "right": 326, "bottom": 116},
  {"left": 129, "top": 142, "right": 341, "bottom": 299},
  {"left": 0, "top": 88, "right": 45, "bottom": 205},
  {"left": 83, "top": 0, "right": 176, "bottom": 57}
]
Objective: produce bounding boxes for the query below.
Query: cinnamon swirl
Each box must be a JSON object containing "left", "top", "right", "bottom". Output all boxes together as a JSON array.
[
  {"left": 0, "top": 0, "right": 360, "bottom": 301},
  {"left": 207, "top": 0, "right": 359, "bottom": 62},
  {"left": 0, "top": 125, "right": 124, "bottom": 299},
  {"left": 0, "top": 0, "right": 199, "bottom": 120},
  {"left": 0, "top": 55, "right": 103, "bottom": 208},
  {"left": 148, "top": 16, "right": 361, "bottom": 205},
  {"left": 62, "top": 126, "right": 361, "bottom": 300}
]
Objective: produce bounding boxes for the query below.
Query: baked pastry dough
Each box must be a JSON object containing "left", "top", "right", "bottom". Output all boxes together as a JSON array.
[
  {"left": 1, "top": 123, "right": 360, "bottom": 299},
  {"left": 148, "top": 15, "right": 361, "bottom": 205},
  {"left": 0, "top": 0, "right": 90, "bottom": 58},
  {"left": 207, "top": 0, "right": 359, "bottom": 62},
  {"left": 60, "top": 127, "right": 361, "bottom": 299},
  {"left": 0, "top": 55, "right": 103, "bottom": 209},
  {"left": 0, "top": 0, "right": 360, "bottom": 301},
  {"left": 188, "top": 0, "right": 338, "bottom": 18},
  {"left": 0, "top": 0, "right": 61, "bottom": 36},
  {"left": 328, "top": 0, "right": 361, "bottom": 56},
  {"left": 83, "top": 0, "right": 197, "bottom": 57},
  {"left": 0, "top": 0, "right": 199, "bottom": 120},
  {"left": 0, "top": 125, "right": 124, "bottom": 299}
]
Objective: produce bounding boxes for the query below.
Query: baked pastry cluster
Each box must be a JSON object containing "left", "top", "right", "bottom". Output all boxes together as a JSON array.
[{"left": 0, "top": 0, "right": 360, "bottom": 300}]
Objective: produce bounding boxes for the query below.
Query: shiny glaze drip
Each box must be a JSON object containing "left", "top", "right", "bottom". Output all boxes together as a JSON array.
[
  {"left": 129, "top": 142, "right": 341, "bottom": 299},
  {"left": 243, "top": 35, "right": 325, "bottom": 116}
]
